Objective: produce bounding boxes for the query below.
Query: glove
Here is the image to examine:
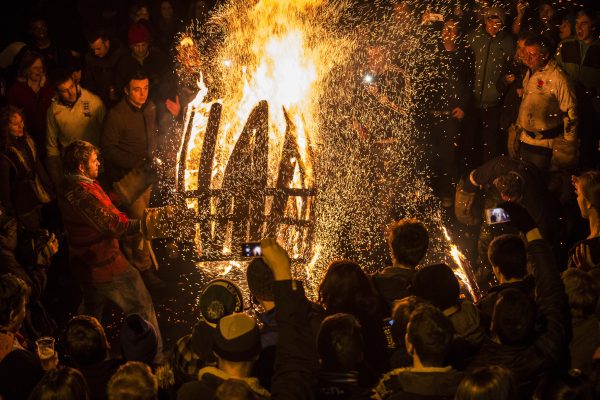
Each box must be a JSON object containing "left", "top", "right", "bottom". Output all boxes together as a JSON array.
[
  {"left": 142, "top": 205, "right": 176, "bottom": 239},
  {"left": 112, "top": 163, "right": 157, "bottom": 206},
  {"left": 497, "top": 201, "right": 536, "bottom": 234}
]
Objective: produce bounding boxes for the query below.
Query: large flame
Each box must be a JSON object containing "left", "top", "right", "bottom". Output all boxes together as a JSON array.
[{"left": 178, "top": 0, "right": 352, "bottom": 262}]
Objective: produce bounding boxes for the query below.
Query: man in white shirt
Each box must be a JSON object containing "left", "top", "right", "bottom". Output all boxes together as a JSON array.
[
  {"left": 517, "top": 35, "right": 577, "bottom": 172},
  {"left": 46, "top": 68, "right": 105, "bottom": 191}
]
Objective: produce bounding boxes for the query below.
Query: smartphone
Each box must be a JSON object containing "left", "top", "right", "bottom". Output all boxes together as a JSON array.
[
  {"left": 485, "top": 208, "right": 511, "bottom": 225},
  {"left": 241, "top": 242, "right": 262, "bottom": 257}
]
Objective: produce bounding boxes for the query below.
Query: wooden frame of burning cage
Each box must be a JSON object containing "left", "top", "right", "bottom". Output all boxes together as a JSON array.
[{"left": 176, "top": 101, "right": 316, "bottom": 262}]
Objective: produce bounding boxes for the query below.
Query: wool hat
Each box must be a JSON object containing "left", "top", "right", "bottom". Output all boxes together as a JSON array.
[
  {"left": 128, "top": 23, "right": 150, "bottom": 45},
  {"left": 213, "top": 313, "right": 261, "bottom": 362},
  {"left": 120, "top": 313, "right": 158, "bottom": 364},
  {"left": 411, "top": 263, "right": 460, "bottom": 310},
  {"left": 485, "top": 7, "right": 506, "bottom": 25},
  {"left": 199, "top": 279, "right": 244, "bottom": 327},
  {"left": 246, "top": 258, "right": 275, "bottom": 301}
]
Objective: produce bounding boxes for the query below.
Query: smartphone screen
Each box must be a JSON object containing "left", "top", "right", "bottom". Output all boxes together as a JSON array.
[
  {"left": 241, "top": 242, "right": 262, "bottom": 257},
  {"left": 485, "top": 208, "right": 511, "bottom": 225}
]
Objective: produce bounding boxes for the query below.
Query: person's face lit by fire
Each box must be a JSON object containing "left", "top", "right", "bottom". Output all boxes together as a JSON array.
[
  {"left": 7, "top": 112, "right": 25, "bottom": 138},
  {"left": 57, "top": 78, "right": 78, "bottom": 104},
  {"left": 126, "top": 78, "right": 149, "bottom": 108},
  {"left": 442, "top": 21, "right": 459, "bottom": 43},
  {"left": 576, "top": 14, "right": 594, "bottom": 44},
  {"left": 538, "top": 4, "right": 555, "bottom": 24},
  {"left": 523, "top": 44, "right": 548, "bottom": 71},
  {"left": 559, "top": 18, "right": 573, "bottom": 40},
  {"left": 27, "top": 58, "right": 44, "bottom": 83},
  {"left": 80, "top": 151, "right": 100, "bottom": 180},
  {"left": 90, "top": 38, "right": 110, "bottom": 58},
  {"left": 484, "top": 15, "right": 503, "bottom": 37},
  {"left": 131, "top": 42, "right": 150, "bottom": 59}
]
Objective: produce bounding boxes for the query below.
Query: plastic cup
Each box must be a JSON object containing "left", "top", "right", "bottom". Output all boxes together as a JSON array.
[{"left": 35, "top": 337, "right": 55, "bottom": 361}]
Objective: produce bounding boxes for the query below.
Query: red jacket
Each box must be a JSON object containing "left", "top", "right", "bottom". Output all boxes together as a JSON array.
[{"left": 59, "top": 175, "right": 138, "bottom": 283}]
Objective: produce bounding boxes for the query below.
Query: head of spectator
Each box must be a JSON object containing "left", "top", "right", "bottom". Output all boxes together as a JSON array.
[
  {"left": 411, "top": 263, "right": 460, "bottom": 311},
  {"left": 515, "top": 32, "right": 534, "bottom": 65},
  {"left": 0, "top": 106, "right": 27, "bottom": 150},
  {"left": 50, "top": 67, "right": 79, "bottom": 106},
  {"left": 28, "top": 366, "right": 90, "bottom": 400},
  {"left": 0, "top": 274, "right": 29, "bottom": 333},
  {"left": 130, "top": 2, "right": 151, "bottom": 23},
  {"left": 199, "top": 278, "right": 244, "bottom": 327},
  {"left": 128, "top": 23, "right": 151, "bottom": 61},
  {"left": 28, "top": 16, "right": 50, "bottom": 48},
  {"left": 488, "top": 234, "right": 527, "bottom": 284},
  {"left": 484, "top": 7, "right": 505, "bottom": 37},
  {"left": 390, "top": 296, "right": 426, "bottom": 349},
  {"left": 559, "top": 12, "right": 576, "bottom": 40},
  {"left": 64, "top": 315, "right": 109, "bottom": 367},
  {"left": 317, "top": 313, "right": 364, "bottom": 373},
  {"left": 159, "top": 0, "right": 175, "bottom": 22},
  {"left": 62, "top": 140, "right": 100, "bottom": 180},
  {"left": 573, "top": 171, "right": 600, "bottom": 221},
  {"left": 17, "top": 50, "right": 45, "bottom": 84},
  {"left": 246, "top": 258, "right": 275, "bottom": 311},
  {"left": 318, "top": 260, "right": 379, "bottom": 316},
  {"left": 455, "top": 365, "right": 517, "bottom": 400},
  {"left": 494, "top": 172, "right": 523, "bottom": 202},
  {"left": 215, "top": 380, "right": 254, "bottom": 400},
  {"left": 212, "top": 313, "right": 261, "bottom": 378},
  {"left": 87, "top": 29, "right": 111, "bottom": 59},
  {"left": 405, "top": 304, "right": 454, "bottom": 367},
  {"left": 523, "top": 34, "right": 552, "bottom": 72},
  {"left": 534, "top": 370, "right": 594, "bottom": 400},
  {"left": 491, "top": 288, "right": 536, "bottom": 345},
  {"left": 537, "top": 0, "right": 556, "bottom": 25},
  {"left": 576, "top": 8, "right": 598, "bottom": 44},
  {"left": 562, "top": 268, "right": 598, "bottom": 320},
  {"left": 442, "top": 17, "right": 461, "bottom": 48},
  {"left": 386, "top": 218, "right": 429, "bottom": 269},
  {"left": 120, "top": 314, "right": 158, "bottom": 365},
  {"left": 107, "top": 361, "right": 157, "bottom": 400},
  {"left": 124, "top": 69, "right": 150, "bottom": 109}
]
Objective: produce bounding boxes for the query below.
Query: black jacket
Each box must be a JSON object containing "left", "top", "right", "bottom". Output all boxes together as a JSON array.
[{"left": 468, "top": 239, "right": 570, "bottom": 399}]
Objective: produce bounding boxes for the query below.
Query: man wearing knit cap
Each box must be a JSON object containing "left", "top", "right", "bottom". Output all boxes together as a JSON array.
[
  {"left": 177, "top": 313, "right": 270, "bottom": 400},
  {"left": 115, "top": 23, "right": 167, "bottom": 100}
]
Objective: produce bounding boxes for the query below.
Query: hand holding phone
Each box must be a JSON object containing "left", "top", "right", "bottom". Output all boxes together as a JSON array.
[
  {"left": 485, "top": 208, "right": 510, "bottom": 224},
  {"left": 241, "top": 242, "right": 262, "bottom": 257}
]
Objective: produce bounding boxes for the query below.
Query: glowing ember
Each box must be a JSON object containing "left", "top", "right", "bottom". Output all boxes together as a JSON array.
[{"left": 442, "top": 227, "right": 481, "bottom": 301}]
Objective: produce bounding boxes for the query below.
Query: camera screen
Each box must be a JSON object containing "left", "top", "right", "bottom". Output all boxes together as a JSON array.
[
  {"left": 241, "top": 242, "right": 262, "bottom": 257},
  {"left": 485, "top": 208, "right": 510, "bottom": 225}
]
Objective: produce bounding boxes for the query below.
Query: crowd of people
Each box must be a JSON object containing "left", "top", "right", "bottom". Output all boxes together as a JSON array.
[{"left": 0, "top": 0, "right": 599, "bottom": 399}]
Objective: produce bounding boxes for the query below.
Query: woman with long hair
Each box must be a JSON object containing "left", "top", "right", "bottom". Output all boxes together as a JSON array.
[
  {"left": 0, "top": 106, "right": 53, "bottom": 232},
  {"left": 6, "top": 50, "right": 54, "bottom": 153}
]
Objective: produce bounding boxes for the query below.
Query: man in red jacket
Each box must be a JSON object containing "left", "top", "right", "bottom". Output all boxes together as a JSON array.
[{"left": 58, "top": 140, "right": 162, "bottom": 358}]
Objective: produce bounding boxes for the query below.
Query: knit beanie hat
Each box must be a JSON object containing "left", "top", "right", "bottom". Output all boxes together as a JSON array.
[
  {"left": 128, "top": 23, "right": 150, "bottom": 45},
  {"left": 213, "top": 313, "right": 261, "bottom": 362},
  {"left": 199, "top": 279, "right": 244, "bottom": 327},
  {"left": 246, "top": 258, "right": 275, "bottom": 301},
  {"left": 120, "top": 313, "right": 158, "bottom": 364},
  {"left": 411, "top": 263, "right": 460, "bottom": 310}
]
